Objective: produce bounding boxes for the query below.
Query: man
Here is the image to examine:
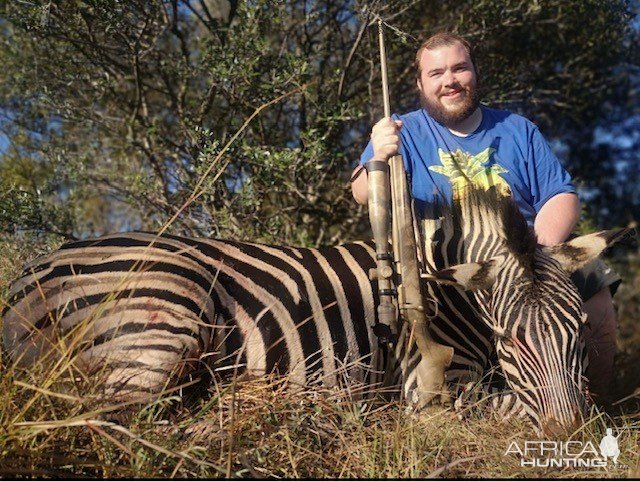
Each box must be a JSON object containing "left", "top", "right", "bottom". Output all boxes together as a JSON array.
[{"left": 351, "top": 32, "right": 620, "bottom": 400}]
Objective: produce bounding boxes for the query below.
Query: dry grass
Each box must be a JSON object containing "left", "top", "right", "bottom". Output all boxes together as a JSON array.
[
  {"left": 0, "top": 238, "right": 638, "bottom": 478},
  {"left": 0, "top": 359, "right": 638, "bottom": 478}
]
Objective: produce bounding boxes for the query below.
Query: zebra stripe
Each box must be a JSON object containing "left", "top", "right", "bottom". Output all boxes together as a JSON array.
[
  {"left": 2, "top": 233, "right": 392, "bottom": 400},
  {"left": 2, "top": 188, "right": 625, "bottom": 435},
  {"left": 416, "top": 187, "right": 619, "bottom": 436}
]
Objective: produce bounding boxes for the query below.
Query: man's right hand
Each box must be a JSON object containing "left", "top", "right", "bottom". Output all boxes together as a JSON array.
[
  {"left": 371, "top": 117, "right": 403, "bottom": 159},
  {"left": 351, "top": 117, "right": 403, "bottom": 205}
]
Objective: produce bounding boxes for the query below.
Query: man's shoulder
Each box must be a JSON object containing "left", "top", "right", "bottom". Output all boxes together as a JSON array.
[
  {"left": 394, "top": 109, "right": 441, "bottom": 136},
  {"left": 481, "top": 105, "right": 536, "bottom": 128},
  {"left": 482, "top": 105, "right": 538, "bottom": 140}
]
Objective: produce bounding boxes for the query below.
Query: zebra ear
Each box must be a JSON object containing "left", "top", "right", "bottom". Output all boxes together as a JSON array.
[
  {"left": 544, "top": 223, "right": 636, "bottom": 274},
  {"left": 421, "top": 257, "right": 503, "bottom": 291}
]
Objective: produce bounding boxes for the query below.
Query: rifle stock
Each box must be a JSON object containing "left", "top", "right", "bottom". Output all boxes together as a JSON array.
[{"left": 389, "top": 153, "right": 454, "bottom": 406}]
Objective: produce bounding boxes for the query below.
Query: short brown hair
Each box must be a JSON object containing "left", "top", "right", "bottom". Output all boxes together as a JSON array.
[{"left": 414, "top": 32, "right": 476, "bottom": 78}]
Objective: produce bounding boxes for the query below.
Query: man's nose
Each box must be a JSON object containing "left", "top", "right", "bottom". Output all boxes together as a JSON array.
[{"left": 441, "top": 69, "right": 456, "bottom": 86}]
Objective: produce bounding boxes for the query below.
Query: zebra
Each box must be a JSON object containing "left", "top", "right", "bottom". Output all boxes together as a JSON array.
[
  {"left": 0, "top": 231, "right": 401, "bottom": 404},
  {"left": 1, "top": 187, "right": 629, "bottom": 435},
  {"left": 418, "top": 187, "right": 631, "bottom": 436}
]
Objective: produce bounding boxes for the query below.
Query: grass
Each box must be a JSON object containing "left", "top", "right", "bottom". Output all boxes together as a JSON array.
[
  {"left": 0, "top": 236, "right": 639, "bottom": 478},
  {"left": 0, "top": 361, "right": 638, "bottom": 478}
]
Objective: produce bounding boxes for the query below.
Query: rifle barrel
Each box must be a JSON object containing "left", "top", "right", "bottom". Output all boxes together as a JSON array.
[{"left": 378, "top": 19, "right": 391, "bottom": 118}]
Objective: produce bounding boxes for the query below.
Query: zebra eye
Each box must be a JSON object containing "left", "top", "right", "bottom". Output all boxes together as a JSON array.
[
  {"left": 493, "top": 329, "right": 513, "bottom": 347},
  {"left": 499, "top": 336, "right": 514, "bottom": 347}
]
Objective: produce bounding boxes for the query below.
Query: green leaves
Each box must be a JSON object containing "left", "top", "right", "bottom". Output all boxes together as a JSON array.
[{"left": 0, "top": 0, "right": 636, "bottom": 245}]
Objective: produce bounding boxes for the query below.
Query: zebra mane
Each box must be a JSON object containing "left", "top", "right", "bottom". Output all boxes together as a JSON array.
[{"left": 419, "top": 186, "right": 538, "bottom": 274}]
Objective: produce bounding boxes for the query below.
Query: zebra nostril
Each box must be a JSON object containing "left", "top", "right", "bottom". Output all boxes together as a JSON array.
[
  {"left": 542, "top": 414, "right": 582, "bottom": 438},
  {"left": 543, "top": 419, "right": 568, "bottom": 438}
]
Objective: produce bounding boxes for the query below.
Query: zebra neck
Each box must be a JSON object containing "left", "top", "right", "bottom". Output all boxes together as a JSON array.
[{"left": 420, "top": 212, "right": 509, "bottom": 267}]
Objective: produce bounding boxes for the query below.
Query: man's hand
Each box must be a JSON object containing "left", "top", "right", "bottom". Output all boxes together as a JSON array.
[
  {"left": 352, "top": 118, "right": 403, "bottom": 205},
  {"left": 371, "top": 117, "right": 403, "bottom": 159}
]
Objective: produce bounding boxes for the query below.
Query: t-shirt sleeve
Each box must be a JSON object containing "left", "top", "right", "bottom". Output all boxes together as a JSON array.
[{"left": 527, "top": 126, "right": 576, "bottom": 213}]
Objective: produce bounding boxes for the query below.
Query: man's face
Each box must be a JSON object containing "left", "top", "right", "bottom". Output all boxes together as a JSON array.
[{"left": 416, "top": 41, "right": 480, "bottom": 126}]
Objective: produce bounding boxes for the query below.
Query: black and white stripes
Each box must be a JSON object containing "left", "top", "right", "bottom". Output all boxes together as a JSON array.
[
  {"left": 418, "top": 187, "right": 628, "bottom": 435},
  {"left": 2, "top": 233, "right": 393, "bottom": 400},
  {"left": 2, "top": 187, "right": 628, "bottom": 435}
]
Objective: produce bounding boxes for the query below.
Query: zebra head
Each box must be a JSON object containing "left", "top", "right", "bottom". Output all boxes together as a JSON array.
[{"left": 421, "top": 190, "right": 633, "bottom": 436}]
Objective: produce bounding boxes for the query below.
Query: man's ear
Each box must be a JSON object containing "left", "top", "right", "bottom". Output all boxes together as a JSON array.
[
  {"left": 421, "top": 257, "right": 503, "bottom": 291},
  {"left": 544, "top": 223, "right": 636, "bottom": 274}
]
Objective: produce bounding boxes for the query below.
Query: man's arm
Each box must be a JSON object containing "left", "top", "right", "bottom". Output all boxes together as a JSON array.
[
  {"left": 351, "top": 117, "right": 403, "bottom": 205},
  {"left": 351, "top": 165, "right": 368, "bottom": 205},
  {"left": 534, "top": 192, "right": 581, "bottom": 246}
]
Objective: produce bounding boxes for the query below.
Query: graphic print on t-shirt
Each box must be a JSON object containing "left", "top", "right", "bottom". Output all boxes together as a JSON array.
[{"left": 428, "top": 147, "right": 512, "bottom": 199}]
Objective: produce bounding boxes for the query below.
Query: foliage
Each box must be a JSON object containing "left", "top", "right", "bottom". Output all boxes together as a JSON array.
[
  {"left": 0, "top": 0, "right": 637, "bottom": 247},
  {"left": 0, "top": 0, "right": 368, "bottom": 245},
  {"left": 0, "top": 3, "right": 638, "bottom": 477}
]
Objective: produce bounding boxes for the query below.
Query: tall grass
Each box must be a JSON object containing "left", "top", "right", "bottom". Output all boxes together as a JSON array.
[
  {"left": 1, "top": 356, "right": 638, "bottom": 478},
  {"left": 0, "top": 238, "right": 638, "bottom": 478}
]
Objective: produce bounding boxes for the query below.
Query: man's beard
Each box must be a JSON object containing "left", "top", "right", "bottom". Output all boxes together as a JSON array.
[{"left": 420, "top": 84, "right": 481, "bottom": 127}]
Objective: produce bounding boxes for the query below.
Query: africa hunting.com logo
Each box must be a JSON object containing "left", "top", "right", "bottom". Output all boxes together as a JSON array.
[{"left": 504, "top": 427, "right": 628, "bottom": 469}]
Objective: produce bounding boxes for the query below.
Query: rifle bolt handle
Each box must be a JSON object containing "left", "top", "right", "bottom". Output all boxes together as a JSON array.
[{"left": 369, "top": 266, "right": 394, "bottom": 280}]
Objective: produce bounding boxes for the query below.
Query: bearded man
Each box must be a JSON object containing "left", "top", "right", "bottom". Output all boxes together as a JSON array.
[{"left": 350, "top": 31, "right": 620, "bottom": 400}]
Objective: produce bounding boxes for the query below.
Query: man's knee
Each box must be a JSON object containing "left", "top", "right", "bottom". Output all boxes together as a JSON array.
[
  {"left": 583, "top": 287, "right": 617, "bottom": 397},
  {"left": 583, "top": 287, "right": 617, "bottom": 344}
]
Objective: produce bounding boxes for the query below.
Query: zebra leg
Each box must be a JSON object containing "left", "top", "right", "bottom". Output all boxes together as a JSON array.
[
  {"left": 454, "top": 382, "right": 525, "bottom": 422},
  {"left": 75, "top": 313, "right": 210, "bottom": 405},
  {"left": 453, "top": 381, "right": 491, "bottom": 420}
]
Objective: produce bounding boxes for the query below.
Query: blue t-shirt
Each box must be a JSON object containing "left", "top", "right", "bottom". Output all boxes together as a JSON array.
[{"left": 360, "top": 106, "right": 575, "bottom": 224}]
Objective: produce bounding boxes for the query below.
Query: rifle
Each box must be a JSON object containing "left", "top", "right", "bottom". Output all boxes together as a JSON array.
[{"left": 366, "top": 19, "right": 453, "bottom": 407}]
